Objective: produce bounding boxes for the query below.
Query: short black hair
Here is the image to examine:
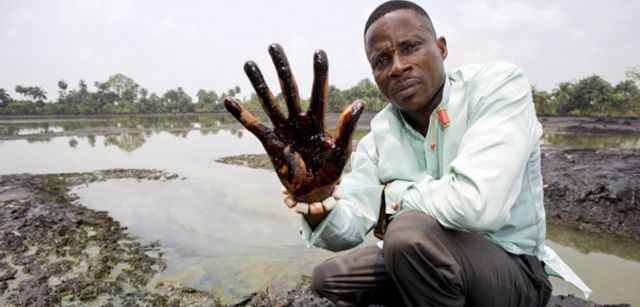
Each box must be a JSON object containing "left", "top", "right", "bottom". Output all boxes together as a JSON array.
[{"left": 364, "top": 0, "right": 433, "bottom": 36}]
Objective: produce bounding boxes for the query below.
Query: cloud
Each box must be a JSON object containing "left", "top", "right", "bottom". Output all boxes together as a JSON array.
[
  {"left": 459, "top": 1, "right": 566, "bottom": 34},
  {"left": 437, "top": 0, "right": 639, "bottom": 90},
  {"left": 0, "top": 0, "right": 637, "bottom": 98}
]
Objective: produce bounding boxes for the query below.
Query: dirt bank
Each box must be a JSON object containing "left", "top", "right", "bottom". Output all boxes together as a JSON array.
[
  {"left": 542, "top": 147, "right": 640, "bottom": 241},
  {"left": 540, "top": 116, "right": 640, "bottom": 136},
  {"left": 0, "top": 169, "right": 222, "bottom": 306}
]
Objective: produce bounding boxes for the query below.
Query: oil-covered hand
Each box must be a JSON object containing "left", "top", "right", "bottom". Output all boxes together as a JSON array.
[{"left": 224, "top": 43, "right": 365, "bottom": 203}]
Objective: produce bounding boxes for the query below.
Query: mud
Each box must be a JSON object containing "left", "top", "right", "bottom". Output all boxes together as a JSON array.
[
  {"left": 540, "top": 117, "right": 640, "bottom": 136},
  {"left": 0, "top": 169, "right": 222, "bottom": 306},
  {"left": 542, "top": 147, "right": 640, "bottom": 241},
  {"left": 234, "top": 276, "right": 629, "bottom": 307}
]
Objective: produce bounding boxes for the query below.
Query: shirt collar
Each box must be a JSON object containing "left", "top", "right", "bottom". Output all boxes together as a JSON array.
[{"left": 396, "top": 75, "right": 452, "bottom": 138}]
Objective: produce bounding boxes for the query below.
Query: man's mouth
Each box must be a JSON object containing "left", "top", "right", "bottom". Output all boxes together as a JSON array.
[{"left": 392, "top": 78, "right": 421, "bottom": 99}]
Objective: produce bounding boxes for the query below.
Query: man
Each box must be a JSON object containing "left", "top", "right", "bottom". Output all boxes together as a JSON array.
[{"left": 225, "top": 1, "right": 590, "bottom": 306}]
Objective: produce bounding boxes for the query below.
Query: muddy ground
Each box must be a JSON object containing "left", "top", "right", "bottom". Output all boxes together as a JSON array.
[
  {"left": 1, "top": 115, "right": 637, "bottom": 306},
  {"left": 542, "top": 147, "right": 640, "bottom": 241},
  {"left": 540, "top": 116, "right": 640, "bottom": 136},
  {"left": 0, "top": 170, "right": 222, "bottom": 306}
]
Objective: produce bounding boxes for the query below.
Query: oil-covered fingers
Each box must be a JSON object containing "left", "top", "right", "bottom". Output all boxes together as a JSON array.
[
  {"left": 244, "top": 61, "right": 285, "bottom": 126},
  {"left": 309, "top": 49, "right": 329, "bottom": 125},
  {"left": 268, "top": 43, "right": 301, "bottom": 116},
  {"left": 281, "top": 146, "right": 307, "bottom": 191},
  {"left": 334, "top": 99, "right": 366, "bottom": 150},
  {"left": 224, "top": 96, "right": 272, "bottom": 142}
]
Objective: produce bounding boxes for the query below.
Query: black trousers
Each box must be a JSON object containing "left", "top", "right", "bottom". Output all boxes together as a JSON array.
[{"left": 312, "top": 211, "right": 552, "bottom": 307}]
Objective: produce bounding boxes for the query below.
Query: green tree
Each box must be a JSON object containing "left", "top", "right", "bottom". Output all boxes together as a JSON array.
[
  {"left": 196, "top": 89, "right": 222, "bottom": 112},
  {"left": 163, "top": 87, "right": 193, "bottom": 112},
  {"left": 15, "top": 85, "right": 47, "bottom": 103},
  {"left": 626, "top": 65, "right": 640, "bottom": 82},
  {"left": 57, "top": 80, "right": 68, "bottom": 100},
  {"left": 574, "top": 75, "right": 613, "bottom": 116},
  {"left": 0, "top": 88, "right": 11, "bottom": 108},
  {"left": 531, "top": 86, "right": 552, "bottom": 115},
  {"left": 328, "top": 85, "right": 346, "bottom": 112},
  {"left": 553, "top": 82, "right": 576, "bottom": 115},
  {"left": 93, "top": 74, "right": 140, "bottom": 112},
  {"left": 134, "top": 87, "right": 156, "bottom": 113},
  {"left": 613, "top": 80, "right": 640, "bottom": 115},
  {"left": 56, "top": 80, "right": 92, "bottom": 114}
]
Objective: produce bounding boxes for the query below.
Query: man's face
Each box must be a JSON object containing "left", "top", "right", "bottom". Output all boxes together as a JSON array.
[{"left": 365, "top": 9, "right": 447, "bottom": 115}]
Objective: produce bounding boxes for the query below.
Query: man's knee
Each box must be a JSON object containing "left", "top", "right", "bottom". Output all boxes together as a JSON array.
[
  {"left": 311, "top": 261, "right": 332, "bottom": 297},
  {"left": 383, "top": 211, "right": 441, "bottom": 258}
]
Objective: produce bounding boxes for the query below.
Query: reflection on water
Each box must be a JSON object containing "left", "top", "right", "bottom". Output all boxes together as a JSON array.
[
  {"left": 546, "top": 225, "right": 640, "bottom": 306},
  {"left": 547, "top": 224, "right": 640, "bottom": 262},
  {"left": 1, "top": 114, "right": 248, "bottom": 151},
  {"left": 0, "top": 116, "right": 639, "bottom": 304},
  {"left": 0, "top": 114, "right": 247, "bottom": 137},
  {"left": 543, "top": 133, "right": 640, "bottom": 149},
  {"left": 103, "top": 133, "right": 149, "bottom": 152}
]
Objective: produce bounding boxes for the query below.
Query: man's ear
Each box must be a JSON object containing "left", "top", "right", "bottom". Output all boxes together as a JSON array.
[{"left": 437, "top": 36, "right": 448, "bottom": 60}]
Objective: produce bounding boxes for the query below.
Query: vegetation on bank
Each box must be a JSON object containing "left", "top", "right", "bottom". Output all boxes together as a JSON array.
[{"left": 1, "top": 66, "right": 638, "bottom": 116}]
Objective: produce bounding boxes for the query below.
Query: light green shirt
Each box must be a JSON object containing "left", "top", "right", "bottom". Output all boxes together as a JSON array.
[{"left": 301, "top": 61, "right": 590, "bottom": 297}]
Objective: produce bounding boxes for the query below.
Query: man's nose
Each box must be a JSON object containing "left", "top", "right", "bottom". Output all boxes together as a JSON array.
[{"left": 389, "top": 53, "right": 410, "bottom": 78}]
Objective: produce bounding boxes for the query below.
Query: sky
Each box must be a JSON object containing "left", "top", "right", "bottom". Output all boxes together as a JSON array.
[{"left": 1, "top": 0, "right": 638, "bottom": 100}]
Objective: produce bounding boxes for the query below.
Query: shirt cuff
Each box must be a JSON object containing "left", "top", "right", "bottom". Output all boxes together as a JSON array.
[
  {"left": 300, "top": 205, "right": 339, "bottom": 248},
  {"left": 299, "top": 203, "right": 366, "bottom": 251},
  {"left": 384, "top": 180, "right": 414, "bottom": 214}
]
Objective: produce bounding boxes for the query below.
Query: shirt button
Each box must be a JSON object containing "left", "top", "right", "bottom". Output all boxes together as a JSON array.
[{"left": 391, "top": 202, "right": 400, "bottom": 211}]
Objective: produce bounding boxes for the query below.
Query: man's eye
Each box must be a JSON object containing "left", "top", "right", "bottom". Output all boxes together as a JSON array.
[
  {"left": 405, "top": 42, "right": 419, "bottom": 51},
  {"left": 375, "top": 56, "right": 389, "bottom": 68}
]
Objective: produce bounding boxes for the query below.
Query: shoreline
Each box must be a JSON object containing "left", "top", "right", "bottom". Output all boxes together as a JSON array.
[
  {"left": 2, "top": 114, "right": 638, "bottom": 141},
  {"left": 0, "top": 170, "right": 221, "bottom": 306}
]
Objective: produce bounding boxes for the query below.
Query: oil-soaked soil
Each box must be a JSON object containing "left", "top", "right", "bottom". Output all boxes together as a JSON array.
[
  {"left": 0, "top": 169, "right": 222, "bottom": 306},
  {"left": 542, "top": 147, "right": 640, "bottom": 241}
]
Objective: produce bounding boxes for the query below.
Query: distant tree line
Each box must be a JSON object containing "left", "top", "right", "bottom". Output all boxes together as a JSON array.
[
  {"left": 532, "top": 66, "right": 640, "bottom": 116},
  {"left": 1, "top": 67, "right": 639, "bottom": 116}
]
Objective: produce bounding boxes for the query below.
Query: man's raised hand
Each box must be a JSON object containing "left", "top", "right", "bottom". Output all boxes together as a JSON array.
[{"left": 224, "top": 43, "right": 365, "bottom": 203}]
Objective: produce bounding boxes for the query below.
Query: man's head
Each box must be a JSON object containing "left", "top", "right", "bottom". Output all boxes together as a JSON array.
[
  {"left": 364, "top": 0, "right": 433, "bottom": 38},
  {"left": 364, "top": 1, "right": 448, "bottom": 118}
]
